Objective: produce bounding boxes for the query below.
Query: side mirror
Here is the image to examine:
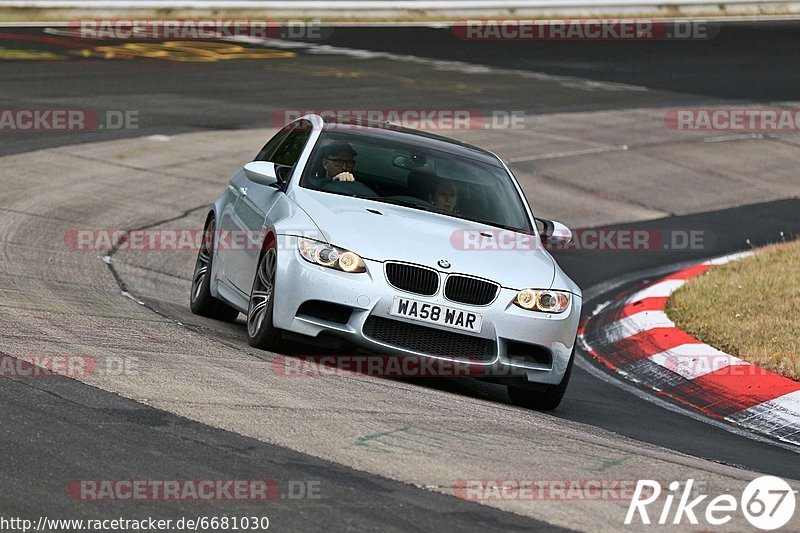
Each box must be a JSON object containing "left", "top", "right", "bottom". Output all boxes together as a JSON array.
[
  {"left": 539, "top": 219, "right": 573, "bottom": 245},
  {"left": 243, "top": 161, "right": 278, "bottom": 186}
]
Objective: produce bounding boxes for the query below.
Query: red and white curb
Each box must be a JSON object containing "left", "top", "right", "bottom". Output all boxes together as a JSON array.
[{"left": 581, "top": 251, "right": 800, "bottom": 446}]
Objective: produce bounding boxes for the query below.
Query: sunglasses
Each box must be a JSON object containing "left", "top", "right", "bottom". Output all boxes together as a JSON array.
[{"left": 325, "top": 158, "right": 356, "bottom": 168}]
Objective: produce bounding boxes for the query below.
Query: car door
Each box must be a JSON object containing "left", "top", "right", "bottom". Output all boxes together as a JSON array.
[
  {"left": 216, "top": 124, "right": 291, "bottom": 288},
  {"left": 226, "top": 119, "right": 313, "bottom": 293}
]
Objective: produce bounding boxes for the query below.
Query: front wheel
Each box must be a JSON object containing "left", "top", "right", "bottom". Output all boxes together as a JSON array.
[
  {"left": 507, "top": 344, "right": 574, "bottom": 411},
  {"left": 189, "top": 217, "right": 240, "bottom": 323},
  {"left": 246, "top": 244, "right": 285, "bottom": 352}
]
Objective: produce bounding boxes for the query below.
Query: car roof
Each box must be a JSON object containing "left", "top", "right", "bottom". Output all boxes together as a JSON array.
[{"left": 319, "top": 116, "right": 504, "bottom": 168}]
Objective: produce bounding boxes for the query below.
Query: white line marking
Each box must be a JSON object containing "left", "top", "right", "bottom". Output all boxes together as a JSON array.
[
  {"left": 507, "top": 144, "right": 628, "bottom": 163},
  {"left": 598, "top": 310, "right": 675, "bottom": 345},
  {"left": 590, "top": 299, "right": 613, "bottom": 317},
  {"left": 726, "top": 391, "right": 800, "bottom": 447},
  {"left": 626, "top": 278, "right": 686, "bottom": 301},
  {"left": 121, "top": 291, "right": 146, "bottom": 305},
  {"left": 702, "top": 250, "right": 755, "bottom": 265},
  {"left": 703, "top": 132, "right": 765, "bottom": 142},
  {"left": 229, "top": 36, "right": 648, "bottom": 92}
]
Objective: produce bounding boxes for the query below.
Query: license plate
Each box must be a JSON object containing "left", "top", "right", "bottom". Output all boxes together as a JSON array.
[{"left": 390, "top": 296, "right": 482, "bottom": 333}]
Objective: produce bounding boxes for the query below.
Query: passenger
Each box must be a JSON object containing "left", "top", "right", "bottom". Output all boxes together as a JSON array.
[{"left": 428, "top": 179, "right": 459, "bottom": 213}]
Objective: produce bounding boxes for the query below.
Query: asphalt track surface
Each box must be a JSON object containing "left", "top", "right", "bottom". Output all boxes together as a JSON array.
[
  {"left": 1, "top": 366, "right": 560, "bottom": 531},
  {"left": 3, "top": 20, "right": 800, "bottom": 156},
  {"left": 1, "top": 22, "right": 800, "bottom": 531}
]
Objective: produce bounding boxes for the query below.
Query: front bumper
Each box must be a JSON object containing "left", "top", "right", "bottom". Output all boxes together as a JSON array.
[{"left": 272, "top": 237, "right": 581, "bottom": 385}]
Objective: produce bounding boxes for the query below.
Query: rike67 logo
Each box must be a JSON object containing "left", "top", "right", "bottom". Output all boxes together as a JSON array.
[{"left": 626, "top": 476, "right": 796, "bottom": 530}]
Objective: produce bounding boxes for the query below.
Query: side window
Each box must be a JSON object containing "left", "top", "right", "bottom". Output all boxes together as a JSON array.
[
  {"left": 254, "top": 126, "right": 291, "bottom": 162},
  {"left": 271, "top": 120, "right": 313, "bottom": 168}
]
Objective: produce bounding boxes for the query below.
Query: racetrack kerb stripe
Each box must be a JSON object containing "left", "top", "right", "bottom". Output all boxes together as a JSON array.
[{"left": 580, "top": 252, "right": 800, "bottom": 446}]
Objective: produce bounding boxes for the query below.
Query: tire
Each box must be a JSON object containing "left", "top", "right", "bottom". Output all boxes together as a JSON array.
[
  {"left": 189, "top": 217, "right": 240, "bottom": 323},
  {"left": 246, "top": 242, "right": 285, "bottom": 351},
  {"left": 507, "top": 344, "right": 575, "bottom": 411}
]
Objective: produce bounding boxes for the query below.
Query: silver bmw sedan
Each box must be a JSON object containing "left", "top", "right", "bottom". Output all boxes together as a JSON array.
[{"left": 190, "top": 114, "right": 581, "bottom": 410}]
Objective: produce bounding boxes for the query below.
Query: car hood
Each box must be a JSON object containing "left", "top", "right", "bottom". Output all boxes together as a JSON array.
[{"left": 289, "top": 188, "right": 555, "bottom": 290}]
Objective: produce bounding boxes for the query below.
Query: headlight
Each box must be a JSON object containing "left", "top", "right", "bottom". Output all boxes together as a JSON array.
[
  {"left": 297, "top": 238, "right": 366, "bottom": 273},
  {"left": 514, "top": 289, "right": 570, "bottom": 313}
]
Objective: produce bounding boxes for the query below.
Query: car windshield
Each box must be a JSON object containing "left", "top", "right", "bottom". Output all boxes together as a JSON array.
[{"left": 300, "top": 130, "right": 533, "bottom": 232}]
